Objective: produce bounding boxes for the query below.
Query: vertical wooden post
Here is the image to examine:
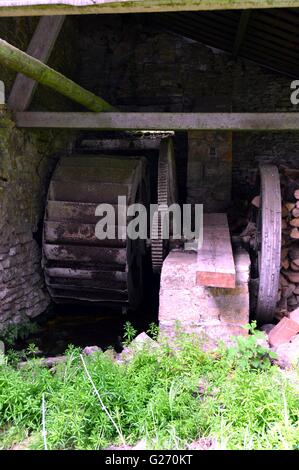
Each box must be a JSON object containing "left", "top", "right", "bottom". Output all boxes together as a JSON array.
[{"left": 8, "top": 15, "right": 65, "bottom": 111}]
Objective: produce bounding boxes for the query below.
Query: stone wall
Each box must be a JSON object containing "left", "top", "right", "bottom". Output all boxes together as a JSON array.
[
  {"left": 77, "top": 14, "right": 299, "bottom": 202},
  {"left": 187, "top": 131, "right": 232, "bottom": 212},
  {"left": 0, "top": 111, "right": 73, "bottom": 333},
  {"left": 0, "top": 17, "right": 77, "bottom": 332}
]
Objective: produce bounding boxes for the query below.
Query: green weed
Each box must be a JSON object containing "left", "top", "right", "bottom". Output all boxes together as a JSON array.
[
  {"left": 0, "top": 321, "right": 39, "bottom": 348},
  {"left": 0, "top": 325, "right": 298, "bottom": 450},
  {"left": 123, "top": 321, "right": 137, "bottom": 346}
]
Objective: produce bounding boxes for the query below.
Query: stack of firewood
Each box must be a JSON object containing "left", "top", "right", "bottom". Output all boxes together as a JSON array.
[{"left": 276, "top": 169, "right": 299, "bottom": 320}]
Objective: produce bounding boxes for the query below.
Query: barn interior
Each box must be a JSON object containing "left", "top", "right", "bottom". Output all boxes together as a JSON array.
[{"left": 1, "top": 4, "right": 299, "bottom": 353}]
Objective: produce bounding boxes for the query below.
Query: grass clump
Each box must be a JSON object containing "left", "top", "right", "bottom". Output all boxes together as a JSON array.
[{"left": 0, "top": 324, "right": 298, "bottom": 450}]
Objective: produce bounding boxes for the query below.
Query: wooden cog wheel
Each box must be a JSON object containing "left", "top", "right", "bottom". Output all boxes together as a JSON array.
[{"left": 151, "top": 137, "right": 178, "bottom": 273}]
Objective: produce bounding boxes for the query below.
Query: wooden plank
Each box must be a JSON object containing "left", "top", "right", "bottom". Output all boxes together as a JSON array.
[
  {"left": 232, "top": 10, "right": 251, "bottom": 58},
  {"left": 0, "top": 1, "right": 299, "bottom": 17},
  {"left": 44, "top": 221, "right": 126, "bottom": 247},
  {"left": 14, "top": 111, "right": 299, "bottom": 131},
  {"left": 0, "top": 38, "right": 115, "bottom": 112},
  {"left": 47, "top": 288, "right": 127, "bottom": 303},
  {"left": 49, "top": 180, "right": 130, "bottom": 203},
  {"left": 44, "top": 266, "right": 127, "bottom": 282},
  {"left": 196, "top": 213, "right": 236, "bottom": 288},
  {"left": 8, "top": 15, "right": 65, "bottom": 111},
  {"left": 46, "top": 201, "right": 108, "bottom": 223},
  {"left": 43, "top": 243, "right": 127, "bottom": 265}
]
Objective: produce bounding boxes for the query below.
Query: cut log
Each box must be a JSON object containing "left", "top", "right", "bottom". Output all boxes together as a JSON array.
[
  {"left": 289, "top": 247, "right": 299, "bottom": 260},
  {"left": 285, "top": 202, "right": 296, "bottom": 212},
  {"left": 282, "top": 233, "right": 291, "bottom": 245},
  {"left": 284, "top": 168, "right": 299, "bottom": 178},
  {"left": 294, "top": 189, "right": 299, "bottom": 200},
  {"left": 287, "top": 294, "right": 298, "bottom": 307},
  {"left": 275, "top": 297, "right": 288, "bottom": 320},
  {"left": 281, "top": 284, "right": 296, "bottom": 298},
  {"left": 0, "top": 38, "right": 115, "bottom": 112},
  {"left": 290, "top": 217, "right": 299, "bottom": 227},
  {"left": 290, "top": 261, "right": 299, "bottom": 271},
  {"left": 282, "top": 219, "right": 288, "bottom": 230},
  {"left": 290, "top": 228, "right": 299, "bottom": 239},
  {"left": 281, "top": 258, "right": 289, "bottom": 270},
  {"left": 280, "top": 273, "right": 289, "bottom": 287},
  {"left": 281, "top": 247, "right": 289, "bottom": 260},
  {"left": 196, "top": 213, "right": 236, "bottom": 288},
  {"left": 251, "top": 195, "right": 260, "bottom": 208},
  {"left": 282, "top": 270, "right": 299, "bottom": 284},
  {"left": 282, "top": 205, "right": 289, "bottom": 218}
]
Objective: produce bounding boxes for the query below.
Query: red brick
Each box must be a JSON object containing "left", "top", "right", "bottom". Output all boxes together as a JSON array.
[
  {"left": 289, "top": 308, "right": 299, "bottom": 326},
  {"left": 268, "top": 317, "right": 299, "bottom": 348}
]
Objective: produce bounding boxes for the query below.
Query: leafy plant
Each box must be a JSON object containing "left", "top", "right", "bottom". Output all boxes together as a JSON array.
[
  {"left": 147, "top": 322, "right": 159, "bottom": 341},
  {"left": 26, "top": 343, "right": 39, "bottom": 358},
  {"left": 0, "top": 321, "right": 39, "bottom": 348},
  {"left": 0, "top": 329, "right": 297, "bottom": 450},
  {"left": 226, "top": 321, "right": 277, "bottom": 371},
  {"left": 123, "top": 321, "right": 137, "bottom": 346}
]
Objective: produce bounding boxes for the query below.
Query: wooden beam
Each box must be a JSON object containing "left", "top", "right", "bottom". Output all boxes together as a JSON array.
[
  {"left": 8, "top": 15, "right": 65, "bottom": 111},
  {"left": 196, "top": 213, "right": 236, "bottom": 288},
  {"left": 232, "top": 9, "right": 251, "bottom": 59},
  {"left": 14, "top": 112, "right": 299, "bottom": 131},
  {"left": 0, "top": 1, "right": 299, "bottom": 17},
  {"left": 0, "top": 38, "right": 115, "bottom": 112}
]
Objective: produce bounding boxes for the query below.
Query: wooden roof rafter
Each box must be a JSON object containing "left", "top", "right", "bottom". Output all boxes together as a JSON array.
[
  {"left": 8, "top": 15, "right": 65, "bottom": 111},
  {"left": 1, "top": 1, "right": 299, "bottom": 17},
  {"left": 0, "top": 37, "right": 116, "bottom": 112},
  {"left": 232, "top": 9, "right": 251, "bottom": 58}
]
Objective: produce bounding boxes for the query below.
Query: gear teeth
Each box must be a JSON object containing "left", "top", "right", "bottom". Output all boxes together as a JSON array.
[{"left": 151, "top": 137, "right": 177, "bottom": 273}]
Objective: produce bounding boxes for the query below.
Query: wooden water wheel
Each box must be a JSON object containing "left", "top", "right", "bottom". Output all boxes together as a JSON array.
[{"left": 42, "top": 154, "right": 150, "bottom": 310}]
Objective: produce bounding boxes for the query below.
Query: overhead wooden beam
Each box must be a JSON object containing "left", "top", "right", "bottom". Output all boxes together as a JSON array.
[
  {"left": 0, "top": 1, "right": 299, "bottom": 17},
  {"left": 14, "top": 112, "right": 299, "bottom": 131},
  {"left": 8, "top": 15, "right": 65, "bottom": 111},
  {"left": 232, "top": 9, "right": 251, "bottom": 59},
  {"left": 0, "top": 38, "right": 115, "bottom": 112}
]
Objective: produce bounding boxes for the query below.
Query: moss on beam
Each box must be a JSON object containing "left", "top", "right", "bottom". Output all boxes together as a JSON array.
[
  {"left": 0, "top": 1, "right": 299, "bottom": 17},
  {"left": 0, "top": 39, "right": 115, "bottom": 112}
]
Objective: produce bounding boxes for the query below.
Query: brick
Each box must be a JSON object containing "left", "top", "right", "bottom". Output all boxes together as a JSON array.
[
  {"left": 289, "top": 307, "right": 299, "bottom": 325},
  {"left": 268, "top": 317, "right": 299, "bottom": 348}
]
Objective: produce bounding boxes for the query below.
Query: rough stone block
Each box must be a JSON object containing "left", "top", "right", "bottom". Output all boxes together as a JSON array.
[
  {"left": 159, "top": 247, "right": 250, "bottom": 346},
  {"left": 268, "top": 317, "right": 299, "bottom": 347},
  {"left": 274, "top": 335, "right": 299, "bottom": 369}
]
